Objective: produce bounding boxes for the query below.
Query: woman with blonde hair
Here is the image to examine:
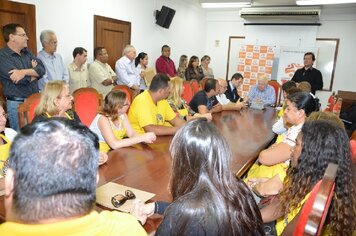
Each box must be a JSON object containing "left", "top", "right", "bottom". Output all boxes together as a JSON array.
[
  {"left": 167, "top": 77, "right": 212, "bottom": 121},
  {"left": 34, "top": 81, "right": 80, "bottom": 122},
  {"left": 177, "top": 55, "right": 188, "bottom": 79},
  {"left": 89, "top": 90, "right": 156, "bottom": 153},
  {"left": 33, "top": 81, "right": 108, "bottom": 165}
]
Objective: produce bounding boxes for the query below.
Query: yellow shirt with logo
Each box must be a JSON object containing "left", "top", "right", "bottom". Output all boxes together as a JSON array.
[
  {"left": 128, "top": 90, "right": 177, "bottom": 134},
  {"left": 0, "top": 211, "right": 147, "bottom": 236}
]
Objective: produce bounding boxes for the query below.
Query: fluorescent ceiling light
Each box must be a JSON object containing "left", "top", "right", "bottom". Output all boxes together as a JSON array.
[
  {"left": 201, "top": 2, "right": 251, "bottom": 8},
  {"left": 297, "top": 0, "right": 356, "bottom": 5}
]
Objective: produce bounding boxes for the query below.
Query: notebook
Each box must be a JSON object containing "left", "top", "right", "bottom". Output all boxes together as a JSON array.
[{"left": 96, "top": 182, "right": 155, "bottom": 212}]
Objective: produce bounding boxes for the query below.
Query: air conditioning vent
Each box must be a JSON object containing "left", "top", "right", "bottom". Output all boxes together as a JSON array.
[{"left": 240, "top": 7, "right": 321, "bottom": 19}]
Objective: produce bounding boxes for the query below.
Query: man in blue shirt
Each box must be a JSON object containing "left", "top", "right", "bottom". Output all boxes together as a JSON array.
[
  {"left": 0, "top": 23, "right": 45, "bottom": 131},
  {"left": 37, "top": 30, "right": 69, "bottom": 90},
  {"left": 248, "top": 75, "right": 276, "bottom": 106}
]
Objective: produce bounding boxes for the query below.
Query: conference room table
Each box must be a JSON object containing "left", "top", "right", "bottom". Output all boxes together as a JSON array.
[{"left": 0, "top": 107, "right": 277, "bottom": 232}]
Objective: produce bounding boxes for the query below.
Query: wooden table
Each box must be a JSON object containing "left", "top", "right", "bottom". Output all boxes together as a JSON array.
[{"left": 0, "top": 108, "right": 277, "bottom": 230}]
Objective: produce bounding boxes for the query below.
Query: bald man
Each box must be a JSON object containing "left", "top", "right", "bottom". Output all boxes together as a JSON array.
[{"left": 216, "top": 79, "right": 246, "bottom": 110}]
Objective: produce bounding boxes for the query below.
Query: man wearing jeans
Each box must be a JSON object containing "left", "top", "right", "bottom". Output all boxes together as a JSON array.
[{"left": 0, "top": 23, "right": 45, "bottom": 131}]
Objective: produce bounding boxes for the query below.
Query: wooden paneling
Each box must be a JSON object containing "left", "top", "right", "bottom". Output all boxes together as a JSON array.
[
  {"left": 0, "top": 1, "right": 37, "bottom": 53},
  {"left": 94, "top": 15, "right": 131, "bottom": 69}
]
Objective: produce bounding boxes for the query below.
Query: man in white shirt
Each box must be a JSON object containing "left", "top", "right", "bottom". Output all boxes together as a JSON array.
[
  {"left": 216, "top": 79, "right": 246, "bottom": 110},
  {"left": 67, "top": 47, "right": 89, "bottom": 93},
  {"left": 115, "top": 45, "right": 144, "bottom": 96},
  {"left": 88, "top": 47, "right": 117, "bottom": 97},
  {"left": 37, "top": 30, "right": 69, "bottom": 90}
]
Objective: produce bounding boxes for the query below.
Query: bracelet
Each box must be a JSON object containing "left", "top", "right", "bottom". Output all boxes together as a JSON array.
[{"left": 154, "top": 201, "right": 158, "bottom": 214}]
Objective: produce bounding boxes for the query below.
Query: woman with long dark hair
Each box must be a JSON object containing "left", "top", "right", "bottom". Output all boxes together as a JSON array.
[
  {"left": 261, "top": 120, "right": 356, "bottom": 235},
  {"left": 137, "top": 119, "right": 264, "bottom": 235},
  {"left": 185, "top": 55, "right": 204, "bottom": 82}
]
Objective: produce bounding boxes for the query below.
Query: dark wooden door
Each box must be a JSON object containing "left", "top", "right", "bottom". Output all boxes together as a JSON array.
[
  {"left": 0, "top": 0, "right": 37, "bottom": 102},
  {"left": 0, "top": 0, "right": 37, "bottom": 53},
  {"left": 94, "top": 15, "right": 131, "bottom": 69}
]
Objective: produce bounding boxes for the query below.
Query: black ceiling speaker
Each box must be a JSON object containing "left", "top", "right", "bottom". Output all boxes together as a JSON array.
[{"left": 155, "top": 5, "right": 176, "bottom": 29}]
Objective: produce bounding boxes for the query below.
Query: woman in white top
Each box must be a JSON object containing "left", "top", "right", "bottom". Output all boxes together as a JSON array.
[
  {"left": 135, "top": 52, "right": 148, "bottom": 90},
  {"left": 90, "top": 90, "right": 156, "bottom": 153}
]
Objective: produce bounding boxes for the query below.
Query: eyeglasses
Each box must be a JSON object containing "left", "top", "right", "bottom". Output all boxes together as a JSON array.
[
  {"left": 0, "top": 113, "right": 8, "bottom": 119},
  {"left": 111, "top": 190, "right": 136, "bottom": 208}
]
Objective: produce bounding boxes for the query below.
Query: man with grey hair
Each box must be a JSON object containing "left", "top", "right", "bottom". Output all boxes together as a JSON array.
[
  {"left": 115, "top": 45, "right": 144, "bottom": 96},
  {"left": 37, "top": 30, "right": 68, "bottom": 90},
  {"left": 216, "top": 78, "right": 246, "bottom": 110},
  {"left": 248, "top": 75, "right": 276, "bottom": 105}
]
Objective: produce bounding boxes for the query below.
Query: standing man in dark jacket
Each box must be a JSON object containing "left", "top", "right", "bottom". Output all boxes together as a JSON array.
[{"left": 291, "top": 52, "right": 323, "bottom": 95}]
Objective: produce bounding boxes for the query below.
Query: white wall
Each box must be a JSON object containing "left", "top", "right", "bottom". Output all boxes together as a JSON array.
[
  {"left": 11, "top": 0, "right": 206, "bottom": 69},
  {"left": 205, "top": 6, "right": 356, "bottom": 108}
]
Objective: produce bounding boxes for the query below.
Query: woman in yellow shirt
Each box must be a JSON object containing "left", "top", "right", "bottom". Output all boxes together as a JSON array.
[
  {"left": 167, "top": 77, "right": 212, "bottom": 121},
  {"left": 261, "top": 120, "right": 355, "bottom": 236},
  {"left": 0, "top": 100, "right": 17, "bottom": 176},
  {"left": 89, "top": 90, "right": 156, "bottom": 153}
]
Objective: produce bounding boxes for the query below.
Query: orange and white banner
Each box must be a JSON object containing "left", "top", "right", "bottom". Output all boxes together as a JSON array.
[{"left": 237, "top": 45, "right": 275, "bottom": 97}]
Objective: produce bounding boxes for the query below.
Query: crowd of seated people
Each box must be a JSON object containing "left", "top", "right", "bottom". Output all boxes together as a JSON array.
[{"left": 1, "top": 22, "right": 356, "bottom": 236}]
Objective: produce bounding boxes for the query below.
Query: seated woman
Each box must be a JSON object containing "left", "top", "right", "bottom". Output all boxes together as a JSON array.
[
  {"left": 185, "top": 56, "right": 204, "bottom": 83},
  {"left": 246, "top": 92, "right": 319, "bottom": 196},
  {"left": 167, "top": 77, "right": 212, "bottom": 121},
  {"left": 89, "top": 90, "right": 156, "bottom": 153},
  {"left": 34, "top": 81, "right": 80, "bottom": 123},
  {"left": 33, "top": 81, "right": 107, "bottom": 165},
  {"left": 0, "top": 100, "right": 17, "bottom": 176},
  {"left": 136, "top": 119, "right": 264, "bottom": 235},
  {"left": 261, "top": 120, "right": 355, "bottom": 236}
]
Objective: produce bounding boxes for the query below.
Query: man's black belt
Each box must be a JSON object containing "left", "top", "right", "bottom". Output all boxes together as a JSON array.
[{"left": 6, "top": 97, "right": 25, "bottom": 102}]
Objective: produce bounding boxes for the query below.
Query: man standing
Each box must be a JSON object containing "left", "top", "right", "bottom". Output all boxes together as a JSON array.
[
  {"left": 128, "top": 73, "right": 185, "bottom": 135},
  {"left": 225, "top": 73, "right": 244, "bottom": 103},
  {"left": 0, "top": 119, "right": 146, "bottom": 235},
  {"left": 291, "top": 52, "right": 323, "bottom": 95},
  {"left": 68, "top": 47, "right": 89, "bottom": 93},
  {"left": 37, "top": 30, "right": 68, "bottom": 90},
  {"left": 217, "top": 79, "right": 246, "bottom": 110},
  {"left": 189, "top": 78, "right": 222, "bottom": 114},
  {"left": 116, "top": 45, "right": 144, "bottom": 96},
  {"left": 155, "top": 45, "right": 177, "bottom": 77},
  {"left": 248, "top": 76, "right": 276, "bottom": 106},
  {"left": 89, "top": 47, "right": 117, "bottom": 97},
  {"left": 0, "top": 23, "right": 45, "bottom": 131}
]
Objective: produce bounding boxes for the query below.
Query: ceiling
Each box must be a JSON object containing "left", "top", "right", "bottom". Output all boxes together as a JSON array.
[{"left": 198, "top": 0, "right": 356, "bottom": 9}]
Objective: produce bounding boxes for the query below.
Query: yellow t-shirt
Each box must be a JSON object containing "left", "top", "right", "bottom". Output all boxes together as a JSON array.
[
  {"left": 99, "top": 116, "right": 127, "bottom": 153},
  {"left": 128, "top": 90, "right": 177, "bottom": 134},
  {"left": 0, "top": 211, "right": 147, "bottom": 236},
  {"left": 0, "top": 134, "right": 11, "bottom": 175},
  {"left": 276, "top": 193, "right": 310, "bottom": 235}
]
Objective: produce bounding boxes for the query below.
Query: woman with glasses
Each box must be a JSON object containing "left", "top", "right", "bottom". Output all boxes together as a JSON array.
[
  {"left": 135, "top": 119, "right": 264, "bottom": 235},
  {"left": 89, "top": 90, "right": 156, "bottom": 153},
  {"left": 33, "top": 80, "right": 80, "bottom": 123},
  {"left": 0, "top": 100, "right": 17, "bottom": 176}
]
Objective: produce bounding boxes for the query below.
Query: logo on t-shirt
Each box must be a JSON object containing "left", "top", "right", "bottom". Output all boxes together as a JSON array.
[{"left": 156, "top": 114, "right": 164, "bottom": 124}]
